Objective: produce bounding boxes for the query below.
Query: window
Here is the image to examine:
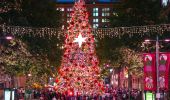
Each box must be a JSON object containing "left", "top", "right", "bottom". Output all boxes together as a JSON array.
[
  {"left": 58, "top": 8, "right": 64, "bottom": 11},
  {"left": 56, "top": 8, "right": 60, "bottom": 10},
  {"left": 102, "top": 19, "right": 109, "bottom": 23},
  {"left": 67, "top": 8, "right": 73, "bottom": 12},
  {"left": 93, "top": 8, "right": 98, "bottom": 12},
  {"left": 102, "top": 8, "right": 110, "bottom": 17},
  {"left": 93, "top": 24, "right": 99, "bottom": 28},
  {"left": 102, "top": 13, "right": 110, "bottom": 16},
  {"left": 102, "top": 8, "right": 110, "bottom": 12},
  {"left": 93, "top": 13, "right": 99, "bottom": 16},
  {"left": 93, "top": 19, "right": 99, "bottom": 23},
  {"left": 67, "top": 13, "right": 71, "bottom": 17},
  {"left": 113, "top": 11, "right": 118, "bottom": 16},
  {"left": 93, "top": 8, "right": 99, "bottom": 16}
]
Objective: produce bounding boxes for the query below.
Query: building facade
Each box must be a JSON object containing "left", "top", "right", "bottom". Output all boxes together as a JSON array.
[{"left": 56, "top": 0, "right": 121, "bottom": 28}]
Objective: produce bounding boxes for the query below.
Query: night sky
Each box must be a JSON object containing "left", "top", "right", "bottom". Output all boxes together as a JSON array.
[{"left": 56, "top": 0, "right": 116, "bottom": 3}]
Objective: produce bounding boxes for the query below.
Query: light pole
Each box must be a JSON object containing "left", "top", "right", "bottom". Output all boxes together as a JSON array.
[
  {"left": 145, "top": 36, "right": 170, "bottom": 100},
  {"left": 0, "top": 35, "right": 13, "bottom": 44},
  {"left": 156, "top": 36, "right": 160, "bottom": 100}
]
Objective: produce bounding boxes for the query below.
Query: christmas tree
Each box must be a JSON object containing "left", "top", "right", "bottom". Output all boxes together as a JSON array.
[{"left": 55, "top": 0, "right": 104, "bottom": 95}]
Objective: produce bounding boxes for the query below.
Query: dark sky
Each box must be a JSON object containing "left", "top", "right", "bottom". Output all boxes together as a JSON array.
[{"left": 56, "top": 0, "right": 112, "bottom": 2}]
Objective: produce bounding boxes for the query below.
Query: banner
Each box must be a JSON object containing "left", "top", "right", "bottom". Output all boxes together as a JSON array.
[
  {"left": 159, "top": 53, "right": 170, "bottom": 90},
  {"left": 143, "top": 53, "right": 156, "bottom": 91}
]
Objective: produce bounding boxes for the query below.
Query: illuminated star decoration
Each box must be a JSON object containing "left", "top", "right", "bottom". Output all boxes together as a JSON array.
[{"left": 73, "top": 33, "right": 86, "bottom": 48}]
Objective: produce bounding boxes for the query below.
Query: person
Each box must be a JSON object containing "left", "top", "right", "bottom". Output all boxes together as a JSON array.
[
  {"left": 52, "top": 96, "right": 57, "bottom": 100},
  {"left": 40, "top": 95, "right": 44, "bottom": 100}
]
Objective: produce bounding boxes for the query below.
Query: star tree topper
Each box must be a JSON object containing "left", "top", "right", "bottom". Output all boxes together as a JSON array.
[{"left": 73, "top": 33, "right": 87, "bottom": 48}]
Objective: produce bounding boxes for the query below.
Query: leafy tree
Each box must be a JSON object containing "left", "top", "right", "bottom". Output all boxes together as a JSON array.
[
  {"left": 21, "top": 0, "right": 61, "bottom": 27},
  {"left": 0, "top": 0, "right": 22, "bottom": 25},
  {"left": 19, "top": 0, "right": 64, "bottom": 69},
  {"left": 110, "top": 0, "right": 163, "bottom": 27},
  {"left": 0, "top": 0, "right": 64, "bottom": 87},
  {"left": 1, "top": 0, "right": 63, "bottom": 74}
]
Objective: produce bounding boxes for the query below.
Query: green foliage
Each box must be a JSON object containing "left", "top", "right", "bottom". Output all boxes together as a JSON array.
[
  {"left": 110, "top": 0, "right": 164, "bottom": 27},
  {"left": 21, "top": 0, "right": 61, "bottom": 27},
  {"left": 96, "top": 36, "right": 124, "bottom": 67},
  {"left": 100, "top": 0, "right": 169, "bottom": 74},
  {"left": 0, "top": 39, "right": 32, "bottom": 76},
  {"left": 0, "top": 0, "right": 61, "bottom": 27},
  {"left": 0, "top": 38, "right": 55, "bottom": 86},
  {"left": 20, "top": 34, "right": 64, "bottom": 68},
  {"left": 0, "top": 0, "right": 64, "bottom": 84}
]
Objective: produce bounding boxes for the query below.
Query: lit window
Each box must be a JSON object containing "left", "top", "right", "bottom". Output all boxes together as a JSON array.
[
  {"left": 102, "top": 8, "right": 110, "bottom": 17},
  {"left": 102, "top": 8, "right": 110, "bottom": 12},
  {"left": 67, "top": 8, "right": 73, "bottom": 11},
  {"left": 102, "top": 13, "right": 110, "bottom": 16},
  {"left": 93, "top": 19, "right": 99, "bottom": 23},
  {"left": 93, "top": 13, "right": 98, "bottom": 16},
  {"left": 93, "top": 8, "right": 99, "bottom": 17},
  {"left": 93, "top": 24, "right": 99, "bottom": 28},
  {"left": 93, "top": 8, "right": 98, "bottom": 12},
  {"left": 102, "top": 19, "right": 109, "bottom": 23},
  {"left": 113, "top": 11, "right": 118, "bottom": 16},
  {"left": 60, "top": 8, "right": 64, "bottom": 11},
  {"left": 67, "top": 13, "right": 71, "bottom": 17}
]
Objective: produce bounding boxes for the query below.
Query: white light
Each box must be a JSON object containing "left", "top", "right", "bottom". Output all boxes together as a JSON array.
[
  {"left": 5, "top": 36, "right": 13, "bottom": 40},
  {"left": 162, "top": 0, "right": 168, "bottom": 6},
  {"left": 73, "top": 33, "right": 86, "bottom": 48},
  {"left": 110, "top": 69, "right": 113, "bottom": 72},
  {"left": 144, "top": 39, "right": 150, "bottom": 42},
  {"left": 28, "top": 74, "right": 32, "bottom": 77},
  {"left": 164, "top": 39, "right": 170, "bottom": 42}
]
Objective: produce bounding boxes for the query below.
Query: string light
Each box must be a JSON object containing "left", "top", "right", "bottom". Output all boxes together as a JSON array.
[{"left": 1, "top": 24, "right": 170, "bottom": 40}]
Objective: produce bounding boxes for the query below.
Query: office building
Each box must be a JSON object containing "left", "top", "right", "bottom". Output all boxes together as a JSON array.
[{"left": 56, "top": 0, "right": 121, "bottom": 28}]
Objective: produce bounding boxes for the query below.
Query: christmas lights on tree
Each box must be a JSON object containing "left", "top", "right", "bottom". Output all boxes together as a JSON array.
[{"left": 54, "top": 0, "right": 104, "bottom": 95}]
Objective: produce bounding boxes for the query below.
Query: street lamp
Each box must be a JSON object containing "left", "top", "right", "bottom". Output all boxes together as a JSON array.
[
  {"left": 0, "top": 34, "right": 13, "bottom": 47},
  {"left": 5, "top": 36, "right": 13, "bottom": 40},
  {"left": 144, "top": 36, "right": 170, "bottom": 100}
]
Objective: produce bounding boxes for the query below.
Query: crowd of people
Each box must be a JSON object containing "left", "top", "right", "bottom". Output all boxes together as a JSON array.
[{"left": 15, "top": 87, "right": 142, "bottom": 100}]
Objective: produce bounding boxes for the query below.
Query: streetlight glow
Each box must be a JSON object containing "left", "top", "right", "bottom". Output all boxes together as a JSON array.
[
  {"left": 164, "top": 39, "right": 170, "bottom": 42},
  {"left": 5, "top": 36, "right": 13, "bottom": 40},
  {"left": 144, "top": 39, "right": 151, "bottom": 42}
]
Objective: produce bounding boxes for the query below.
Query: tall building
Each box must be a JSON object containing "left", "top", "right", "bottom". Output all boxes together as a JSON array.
[{"left": 56, "top": 0, "right": 121, "bottom": 28}]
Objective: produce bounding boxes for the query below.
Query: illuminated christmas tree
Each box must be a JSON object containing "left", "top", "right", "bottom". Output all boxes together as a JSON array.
[{"left": 55, "top": 0, "right": 104, "bottom": 95}]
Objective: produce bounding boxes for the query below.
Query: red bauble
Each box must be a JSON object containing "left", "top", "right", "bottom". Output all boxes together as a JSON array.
[
  {"left": 77, "top": 77, "right": 80, "bottom": 80},
  {"left": 69, "top": 43, "right": 72, "bottom": 46},
  {"left": 94, "top": 80, "right": 97, "bottom": 83},
  {"left": 98, "top": 83, "right": 101, "bottom": 87},
  {"left": 70, "top": 21, "right": 74, "bottom": 25},
  {"left": 81, "top": 65, "right": 85, "bottom": 68},
  {"left": 55, "top": 78, "right": 59, "bottom": 83}
]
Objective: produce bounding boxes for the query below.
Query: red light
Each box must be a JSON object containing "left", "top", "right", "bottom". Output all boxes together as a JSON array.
[{"left": 69, "top": 91, "right": 73, "bottom": 96}]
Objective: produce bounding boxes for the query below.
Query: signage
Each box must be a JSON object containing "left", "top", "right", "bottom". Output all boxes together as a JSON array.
[
  {"left": 4, "top": 89, "right": 14, "bottom": 100},
  {"left": 146, "top": 92, "right": 155, "bottom": 100}
]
